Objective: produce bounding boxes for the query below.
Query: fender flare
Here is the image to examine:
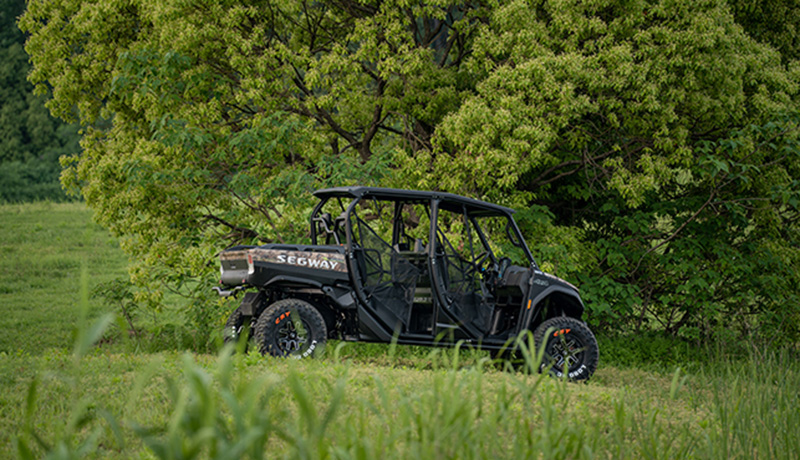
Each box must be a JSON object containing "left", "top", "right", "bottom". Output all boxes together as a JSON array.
[
  {"left": 523, "top": 285, "right": 585, "bottom": 331},
  {"left": 264, "top": 275, "right": 323, "bottom": 289},
  {"left": 263, "top": 276, "right": 356, "bottom": 311}
]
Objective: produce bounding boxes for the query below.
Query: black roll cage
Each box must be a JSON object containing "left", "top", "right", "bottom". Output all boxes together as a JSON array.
[
  {"left": 310, "top": 187, "right": 538, "bottom": 270},
  {"left": 307, "top": 187, "right": 546, "bottom": 340},
  {"left": 295, "top": 187, "right": 588, "bottom": 346}
]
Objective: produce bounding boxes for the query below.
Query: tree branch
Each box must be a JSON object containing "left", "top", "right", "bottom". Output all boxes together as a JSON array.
[{"left": 630, "top": 191, "right": 716, "bottom": 276}]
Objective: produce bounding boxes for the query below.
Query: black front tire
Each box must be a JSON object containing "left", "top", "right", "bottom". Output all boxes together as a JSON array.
[
  {"left": 533, "top": 316, "right": 599, "bottom": 381},
  {"left": 223, "top": 306, "right": 253, "bottom": 350},
  {"left": 254, "top": 299, "right": 327, "bottom": 358}
]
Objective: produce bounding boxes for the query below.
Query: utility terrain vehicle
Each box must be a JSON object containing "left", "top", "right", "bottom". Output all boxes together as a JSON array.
[{"left": 216, "top": 187, "right": 599, "bottom": 379}]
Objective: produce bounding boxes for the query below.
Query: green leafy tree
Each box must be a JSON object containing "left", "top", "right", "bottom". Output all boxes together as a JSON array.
[
  {"left": 729, "top": 0, "right": 800, "bottom": 63},
  {"left": 432, "top": 0, "right": 800, "bottom": 343},
  {"left": 20, "top": 0, "right": 800, "bottom": 345},
  {"left": 20, "top": 0, "right": 481, "bottom": 336}
]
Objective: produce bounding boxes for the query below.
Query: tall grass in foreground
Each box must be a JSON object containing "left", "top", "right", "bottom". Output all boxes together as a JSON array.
[
  {"left": 700, "top": 351, "right": 800, "bottom": 458},
  {"left": 14, "top": 318, "right": 800, "bottom": 459}
]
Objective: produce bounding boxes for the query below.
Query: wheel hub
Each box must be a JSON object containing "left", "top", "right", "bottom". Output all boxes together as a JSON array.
[
  {"left": 550, "top": 338, "right": 582, "bottom": 370},
  {"left": 277, "top": 320, "right": 309, "bottom": 353}
]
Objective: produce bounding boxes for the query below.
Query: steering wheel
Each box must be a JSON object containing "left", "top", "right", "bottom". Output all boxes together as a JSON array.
[
  {"left": 466, "top": 250, "right": 497, "bottom": 284},
  {"left": 470, "top": 250, "right": 497, "bottom": 274}
]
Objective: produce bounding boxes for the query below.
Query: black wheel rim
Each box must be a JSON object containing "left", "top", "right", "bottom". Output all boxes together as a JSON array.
[
  {"left": 275, "top": 318, "right": 311, "bottom": 355},
  {"left": 546, "top": 336, "right": 584, "bottom": 373}
]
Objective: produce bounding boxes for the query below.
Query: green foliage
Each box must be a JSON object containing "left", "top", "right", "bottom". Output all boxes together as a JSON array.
[
  {"left": 431, "top": 0, "right": 800, "bottom": 342},
  {"left": 0, "top": 158, "right": 68, "bottom": 203},
  {"left": 0, "top": 0, "right": 25, "bottom": 51},
  {"left": 0, "top": 0, "right": 82, "bottom": 203},
  {"left": 576, "top": 117, "right": 800, "bottom": 345},
  {"left": 93, "top": 277, "right": 141, "bottom": 342},
  {"left": 0, "top": 0, "right": 81, "bottom": 203},
  {"left": 19, "top": 0, "right": 800, "bottom": 344},
  {"left": 597, "top": 332, "right": 707, "bottom": 370},
  {"left": 729, "top": 0, "right": 800, "bottom": 63},
  {"left": 23, "top": 0, "right": 448, "bottom": 312},
  {"left": 434, "top": 0, "right": 797, "bottom": 200}
]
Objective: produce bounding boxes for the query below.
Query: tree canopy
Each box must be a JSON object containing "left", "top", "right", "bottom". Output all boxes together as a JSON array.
[
  {"left": 20, "top": 0, "right": 800, "bottom": 345},
  {"left": 729, "top": 0, "right": 800, "bottom": 63}
]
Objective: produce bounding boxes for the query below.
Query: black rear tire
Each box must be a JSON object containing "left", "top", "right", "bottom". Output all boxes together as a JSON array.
[
  {"left": 254, "top": 298, "right": 327, "bottom": 358},
  {"left": 533, "top": 316, "right": 599, "bottom": 381},
  {"left": 223, "top": 306, "right": 252, "bottom": 350}
]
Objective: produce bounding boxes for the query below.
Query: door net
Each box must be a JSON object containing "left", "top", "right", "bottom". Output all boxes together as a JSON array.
[
  {"left": 435, "top": 210, "right": 493, "bottom": 333},
  {"left": 353, "top": 212, "right": 419, "bottom": 331}
]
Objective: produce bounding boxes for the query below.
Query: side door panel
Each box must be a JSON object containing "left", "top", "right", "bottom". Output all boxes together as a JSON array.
[
  {"left": 348, "top": 199, "right": 419, "bottom": 336},
  {"left": 428, "top": 201, "right": 488, "bottom": 340}
]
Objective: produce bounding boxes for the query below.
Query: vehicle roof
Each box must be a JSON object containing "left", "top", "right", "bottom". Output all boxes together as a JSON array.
[{"left": 313, "top": 186, "right": 516, "bottom": 215}]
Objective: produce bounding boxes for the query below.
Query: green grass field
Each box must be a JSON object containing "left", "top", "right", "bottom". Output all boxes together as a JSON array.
[
  {"left": 1, "top": 202, "right": 799, "bottom": 459},
  {"left": 0, "top": 202, "right": 128, "bottom": 354}
]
